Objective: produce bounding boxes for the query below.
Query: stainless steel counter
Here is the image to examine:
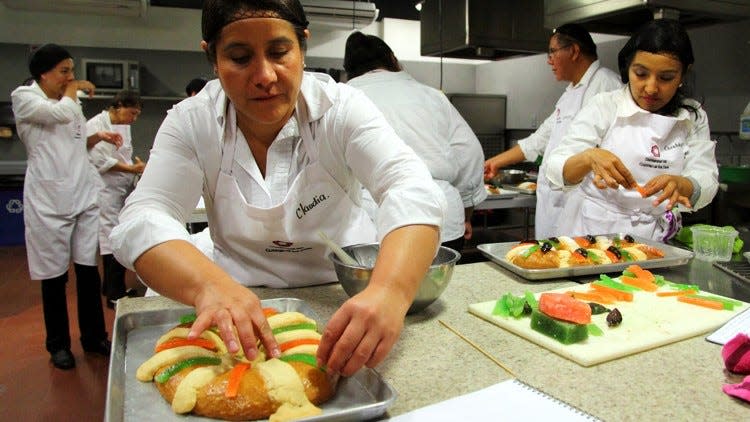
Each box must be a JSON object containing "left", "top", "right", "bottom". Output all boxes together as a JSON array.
[{"left": 114, "top": 253, "right": 750, "bottom": 421}]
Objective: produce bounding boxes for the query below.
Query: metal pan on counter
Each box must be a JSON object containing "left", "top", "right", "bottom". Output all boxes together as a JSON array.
[
  {"left": 478, "top": 234, "right": 694, "bottom": 281},
  {"left": 105, "top": 298, "right": 396, "bottom": 422}
]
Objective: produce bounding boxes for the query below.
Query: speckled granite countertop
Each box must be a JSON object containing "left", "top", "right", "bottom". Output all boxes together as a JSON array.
[{"left": 115, "top": 260, "right": 750, "bottom": 420}]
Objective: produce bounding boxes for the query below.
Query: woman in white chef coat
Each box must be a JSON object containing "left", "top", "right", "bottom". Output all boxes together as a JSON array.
[
  {"left": 343, "top": 31, "right": 486, "bottom": 254},
  {"left": 11, "top": 44, "right": 121, "bottom": 370},
  {"left": 86, "top": 90, "right": 145, "bottom": 308},
  {"left": 110, "top": 0, "right": 445, "bottom": 377},
  {"left": 484, "top": 24, "right": 621, "bottom": 239},
  {"left": 546, "top": 19, "right": 719, "bottom": 241}
]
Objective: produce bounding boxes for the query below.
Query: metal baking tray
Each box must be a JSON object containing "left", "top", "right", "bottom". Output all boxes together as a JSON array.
[
  {"left": 485, "top": 186, "right": 520, "bottom": 199},
  {"left": 501, "top": 184, "right": 536, "bottom": 195},
  {"left": 478, "top": 234, "right": 694, "bottom": 280},
  {"left": 105, "top": 298, "right": 397, "bottom": 422}
]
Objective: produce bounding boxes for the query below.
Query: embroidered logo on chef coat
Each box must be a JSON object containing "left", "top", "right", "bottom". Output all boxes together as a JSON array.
[
  {"left": 296, "top": 193, "right": 329, "bottom": 219},
  {"left": 650, "top": 145, "right": 661, "bottom": 157},
  {"left": 265, "top": 240, "right": 313, "bottom": 253}
]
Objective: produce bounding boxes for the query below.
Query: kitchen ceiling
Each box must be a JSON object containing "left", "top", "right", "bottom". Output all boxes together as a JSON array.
[{"left": 149, "top": 0, "right": 421, "bottom": 20}]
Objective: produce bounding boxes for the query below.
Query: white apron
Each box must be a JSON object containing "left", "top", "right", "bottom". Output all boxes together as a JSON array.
[
  {"left": 98, "top": 124, "right": 136, "bottom": 254},
  {"left": 206, "top": 109, "right": 377, "bottom": 288},
  {"left": 535, "top": 70, "right": 598, "bottom": 239},
  {"left": 560, "top": 105, "right": 688, "bottom": 241},
  {"left": 23, "top": 101, "right": 100, "bottom": 279}
]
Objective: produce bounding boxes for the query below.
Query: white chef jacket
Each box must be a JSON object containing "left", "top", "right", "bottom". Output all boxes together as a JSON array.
[
  {"left": 517, "top": 61, "right": 621, "bottom": 161},
  {"left": 87, "top": 110, "right": 137, "bottom": 255},
  {"left": 111, "top": 74, "right": 446, "bottom": 272},
  {"left": 546, "top": 86, "right": 718, "bottom": 214},
  {"left": 347, "top": 70, "right": 486, "bottom": 243},
  {"left": 11, "top": 82, "right": 101, "bottom": 279},
  {"left": 517, "top": 61, "right": 621, "bottom": 238}
]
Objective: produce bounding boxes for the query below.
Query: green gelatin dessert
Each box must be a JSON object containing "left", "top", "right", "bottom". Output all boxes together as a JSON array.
[{"left": 530, "top": 310, "right": 589, "bottom": 345}]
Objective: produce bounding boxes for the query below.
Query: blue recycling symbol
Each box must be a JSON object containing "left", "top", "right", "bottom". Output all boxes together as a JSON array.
[{"left": 6, "top": 199, "right": 23, "bottom": 214}]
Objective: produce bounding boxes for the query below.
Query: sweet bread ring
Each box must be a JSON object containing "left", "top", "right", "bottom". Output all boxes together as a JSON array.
[{"left": 136, "top": 311, "right": 336, "bottom": 421}]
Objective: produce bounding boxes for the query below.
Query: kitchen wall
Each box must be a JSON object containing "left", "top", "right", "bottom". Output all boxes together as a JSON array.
[{"left": 0, "top": 8, "right": 476, "bottom": 167}]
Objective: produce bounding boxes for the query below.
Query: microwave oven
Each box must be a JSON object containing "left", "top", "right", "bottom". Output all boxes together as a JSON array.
[{"left": 80, "top": 58, "right": 140, "bottom": 97}]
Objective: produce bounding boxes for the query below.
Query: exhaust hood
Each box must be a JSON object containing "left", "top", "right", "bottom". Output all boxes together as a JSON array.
[
  {"left": 544, "top": 0, "right": 750, "bottom": 35},
  {"left": 420, "top": 0, "right": 551, "bottom": 60}
]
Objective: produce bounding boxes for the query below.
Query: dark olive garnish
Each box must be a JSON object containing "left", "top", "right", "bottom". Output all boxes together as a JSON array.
[
  {"left": 607, "top": 246, "right": 622, "bottom": 259},
  {"left": 585, "top": 234, "right": 596, "bottom": 244},
  {"left": 540, "top": 242, "right": 553, "bottom": 253},
  {"left": 548, "top": 237, "right": 559, "bottom": 243},
  {"left": 520, "top": 239, "right": 539, "bottom": 245},
  {"left": 574, "top": 247, "right": 588, "bottom": 257},
  {"left": 624, "top": 234, "right": 635, "bottom": 243},
  {"left": 607, "top": 308, "right": 623, "bottom": 327}
]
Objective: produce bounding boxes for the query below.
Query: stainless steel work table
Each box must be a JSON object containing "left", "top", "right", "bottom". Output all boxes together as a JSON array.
[
  {"left": 115, "top": 255, "right": 750, "bottom": 421},
  {"left": 475, "top": 193, "right": 537, "bottom": 239}
]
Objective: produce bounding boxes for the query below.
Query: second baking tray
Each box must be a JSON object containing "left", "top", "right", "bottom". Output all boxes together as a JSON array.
[
  {"left": 478, "top": 234, "right": 694, "bottom": 280},
  {"left": 106, "top": 298, "right": 397, "bottom": 422}
]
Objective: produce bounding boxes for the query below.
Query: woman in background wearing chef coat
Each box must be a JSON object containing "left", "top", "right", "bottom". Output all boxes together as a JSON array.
[
  {"left": 546, "top": 19, "right": 718, "bottom": 241},
  {"left": 343, "top": 31, "right": 486, "bottom": 254},
  {"left": 11, "top": 44, "right": 122, "bottom": 370},
  {"left": 86, "top": 90, "right": 145, "bottom": 308},
  {"left": 110, "top": 0, "right": 445, "bottom": 377},
  {"left": 484, "top": 24, "right": 621, "bottom": 239}
]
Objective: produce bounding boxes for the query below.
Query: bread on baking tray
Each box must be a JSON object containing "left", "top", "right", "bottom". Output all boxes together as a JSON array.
[
  {"left": 505, "top": 234, "right": 665, "bottom": 270},
  {"left": 136, "top": 309, "right": 335, "bottom": 421}
]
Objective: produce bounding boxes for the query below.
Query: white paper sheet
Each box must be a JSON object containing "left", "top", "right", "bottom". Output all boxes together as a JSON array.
[
  {"left": 707, "top": 307, "right": 750, "bottom": 345},
  {"left": 389, "top": 379, "right": 598, "bottom": 421}
]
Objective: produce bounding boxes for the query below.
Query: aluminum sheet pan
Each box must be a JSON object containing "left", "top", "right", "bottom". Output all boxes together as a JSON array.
[
  {"left": 106, "top": 298, "right": 397, "bottom": 422},
  {"left": 478, "top": 234, "right": 694, "bottom": 280},
  {"left": 484, "top": 186, "right": 519, "bottom": 199},
  {"left": 501, "top": 184, "right": 536, "bottom": 195}
]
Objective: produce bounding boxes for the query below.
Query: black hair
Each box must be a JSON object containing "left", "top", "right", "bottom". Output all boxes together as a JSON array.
[
  {"left": 28, "top": 44, "right": 73, "bottom": 81},
  {"left": 618, "top": 19, "right": 697, "bottom": 116},
  {"left": 185, "top": 77, "right": 208, "bottom": 96},
  {"left": 343, "top": 31, "right": 401, "bottom": 80},
  {"left": 109, "top": 90, "right": 142, "bottom": 110},
  {"left": 202, "top": 0, "right": 308, "bottom": 64},
  {"left": 554, "top": 23, "right": 597, "bottom": 59}
]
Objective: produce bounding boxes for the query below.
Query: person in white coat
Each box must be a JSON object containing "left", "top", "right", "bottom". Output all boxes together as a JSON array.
[
  {"left": 11, "top": 44, "right": 121, "bottom": 370},
  {"left": 86, "top": 90, "right": 145, "bottom": 308},
  {"left": 546, "top": 19, "right": 719, "bottom": 241},
  {"left": 343, "top": 31, "right": 486, "bottom": 254},
  {"left": 484, "top": 24, "right": 622, "bottom": 239},
  {"left": 110, "top": 0, "right": 445, "bottom": 377}
]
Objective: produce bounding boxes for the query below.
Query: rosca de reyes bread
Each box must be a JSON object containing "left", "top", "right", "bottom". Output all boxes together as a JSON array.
[
  {"left": 136, "top": 309, "right": 335, "bottom": 422},
  {"left": 505, "top": 234, "right": 665, "bottom": 270}
]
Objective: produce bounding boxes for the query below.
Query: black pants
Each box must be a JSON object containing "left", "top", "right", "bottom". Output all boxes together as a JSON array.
[
  {"left": 41, "top": 264, "right": 107, "bottom": 353},
  {"left": 102, "top": 254, "right": 127, "bottom": 300}
]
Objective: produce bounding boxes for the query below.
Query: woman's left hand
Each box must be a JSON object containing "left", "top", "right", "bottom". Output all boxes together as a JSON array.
[
  {"left": 638, "top": 174, "right": 693, "bottom": 209},
  {"left": 316, "top": 284, "right": 407, "bottom": 377}
]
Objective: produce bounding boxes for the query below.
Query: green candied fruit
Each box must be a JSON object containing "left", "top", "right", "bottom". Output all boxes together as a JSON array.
[{"left": 530, "top": 310, "right": 589, "bottom": 345}]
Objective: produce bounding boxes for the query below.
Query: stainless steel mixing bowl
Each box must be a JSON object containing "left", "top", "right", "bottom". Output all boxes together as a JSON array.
[{"left": 329, "top": 244, "right": 461, "bottom": 314}]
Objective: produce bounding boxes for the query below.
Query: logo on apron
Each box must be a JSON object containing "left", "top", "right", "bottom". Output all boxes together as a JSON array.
[{"left": 265, "top": 241, "right": 313, "bottom": 253}]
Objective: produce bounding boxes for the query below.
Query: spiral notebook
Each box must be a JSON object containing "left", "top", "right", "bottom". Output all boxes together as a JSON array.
[{"left": 389, "top": 378, "right": 599, "bottom": 421}]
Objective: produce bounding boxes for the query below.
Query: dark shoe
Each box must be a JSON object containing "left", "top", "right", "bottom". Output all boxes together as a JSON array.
[
  {"left": 50, "top": 349, "right": 76, "bottom": 370},
  {"left": 82, "top": 339, "right": 112, "bottom": 357}
]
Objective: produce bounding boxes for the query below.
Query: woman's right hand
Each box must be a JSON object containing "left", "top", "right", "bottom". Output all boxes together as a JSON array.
[
  {"left": 65, "top": 80, "right": 96, "bottom": 99},
  {"left": 483, "top": 157, "right": 501, "bottom": 180},
  {"left": 584, "top": 148, "right": 638, "bottom": 190},
  {"left": 187, "top": 278, "right": 280, "bottom": 361}
]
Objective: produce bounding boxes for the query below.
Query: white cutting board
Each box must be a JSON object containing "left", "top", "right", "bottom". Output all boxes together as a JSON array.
[{"left": 468, "top": 284, "right": 749, "bottom": 367}]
